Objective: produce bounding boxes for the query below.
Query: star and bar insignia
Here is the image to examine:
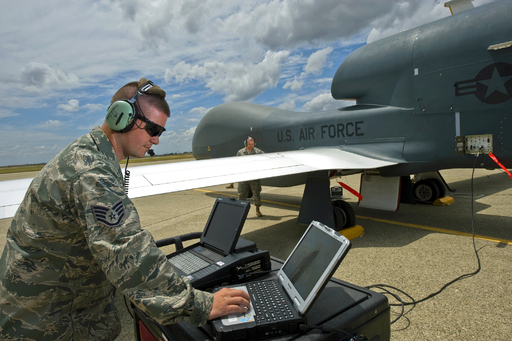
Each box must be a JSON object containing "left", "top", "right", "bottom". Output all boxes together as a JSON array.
[{"left": 92, "top": 200, "right": 125, "bottom": 227}]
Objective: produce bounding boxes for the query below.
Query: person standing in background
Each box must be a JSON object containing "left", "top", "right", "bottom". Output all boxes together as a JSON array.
[{"left": 236, "top": 137, "right": 264, "bottom": 217}]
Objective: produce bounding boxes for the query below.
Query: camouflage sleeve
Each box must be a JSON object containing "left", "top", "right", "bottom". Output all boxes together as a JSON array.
[{"left": 73, "top": 165, "right": 213, "bottom": 326}]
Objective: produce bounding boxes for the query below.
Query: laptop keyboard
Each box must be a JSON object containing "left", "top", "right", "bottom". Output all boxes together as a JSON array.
[
  {"left": 168, "top": 252, "right": 210, "bottom": 275},
  {"left": 247, "top": 281, "right": 296, "bottom": 324}
]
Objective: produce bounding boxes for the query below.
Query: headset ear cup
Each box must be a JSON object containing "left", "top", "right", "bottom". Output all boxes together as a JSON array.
[{"left": 106, "top": 100, "right": 136, "bottom": 133}]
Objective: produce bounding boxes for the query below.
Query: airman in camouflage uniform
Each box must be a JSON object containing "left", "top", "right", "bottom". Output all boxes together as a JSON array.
[
  {"left": 236, "top": 137, "right": 265, "bottom": 217},
  {"left": 0, "top": 79, "right": 250, "bottom": 341}
]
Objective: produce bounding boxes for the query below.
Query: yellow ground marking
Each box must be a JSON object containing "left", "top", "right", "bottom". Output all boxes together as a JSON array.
[
  {"left": 194, "top": 189, "right": 512, "bottom": 245},
  {"left": 356, "top": 216, "right": 512, "bottom": 245}
]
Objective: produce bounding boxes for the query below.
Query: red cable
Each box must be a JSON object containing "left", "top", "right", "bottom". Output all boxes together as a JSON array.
[
  {"left": 489, "top": 152, "right": 512, "bottom": 181},
  {"left": 337, "top": 181, "right": 363, "bottom": 201}
]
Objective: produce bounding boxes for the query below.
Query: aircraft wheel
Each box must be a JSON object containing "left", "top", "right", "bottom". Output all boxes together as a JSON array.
[
  {"left": 429, "top": 178, "right": 446, "bottom": 198},
  {"left": 332, "top": 200, "right": 356, "bottom": 231},
  {"left": 413, "top": 179, "right": 440, "bottom": 203}
]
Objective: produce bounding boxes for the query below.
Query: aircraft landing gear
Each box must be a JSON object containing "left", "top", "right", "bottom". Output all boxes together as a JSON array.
[
  {"left": 412, "top": 178, "right": 447, "bottom": 203},
  {"left": 332, "top": 200, "right": 356, "bottom": 231}
]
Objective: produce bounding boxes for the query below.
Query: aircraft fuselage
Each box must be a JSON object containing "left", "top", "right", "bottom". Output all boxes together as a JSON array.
[{"left": 193, "top": 101, "right": 512, "bottom": 178}]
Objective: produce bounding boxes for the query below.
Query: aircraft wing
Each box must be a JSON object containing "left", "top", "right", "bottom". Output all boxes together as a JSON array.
[
  {"left": 0, "top": 147, "right": 404, "bottom": 220},
  {"left": 0, "top": 178, "right": 34, "bottom": 220}
]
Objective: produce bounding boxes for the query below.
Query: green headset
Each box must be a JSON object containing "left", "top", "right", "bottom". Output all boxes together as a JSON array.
[{"left": 105, "top": 80, "right": 156, "bottom": 133}]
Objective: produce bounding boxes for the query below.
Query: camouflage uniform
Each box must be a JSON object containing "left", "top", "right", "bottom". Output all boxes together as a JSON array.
[
  {"left": 236, "top": 146, "right": 264, "bottom": 207},
  {"left": 0, "top": 127, "right": 213, "bottom": 341}
]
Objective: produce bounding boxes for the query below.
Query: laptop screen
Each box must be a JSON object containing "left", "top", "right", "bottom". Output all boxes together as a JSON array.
[
  {"left": 201, "top": 197, "right": 250, "bottom": 255},
  {"left": 279, "top": 220, "right": 351, "bottom": 314}
]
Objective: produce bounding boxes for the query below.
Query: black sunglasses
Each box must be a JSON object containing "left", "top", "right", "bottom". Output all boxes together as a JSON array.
[
  {"left": 134, "top": 101, "right": 166, "bottom": 137},
  {"left": 139, "top": 115, "right": 166, "bottom": 137}
]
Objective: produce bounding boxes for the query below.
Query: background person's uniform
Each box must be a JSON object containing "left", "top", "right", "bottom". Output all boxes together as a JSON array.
[
  {"left": 0, "top": 127, "right": 213, "bottom": 341},
  {"left": 236, "top": 146, "right": 264, "bottom": 209}
]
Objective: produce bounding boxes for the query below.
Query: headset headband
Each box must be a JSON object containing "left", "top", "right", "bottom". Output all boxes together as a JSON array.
[{"left": 130, "top": 80, "right": 156, "bottom": 103}]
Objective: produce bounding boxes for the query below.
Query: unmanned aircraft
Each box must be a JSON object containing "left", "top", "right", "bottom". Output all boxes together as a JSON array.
[{"left": 191, "top": 0, "right": 512, "bottom": 229}]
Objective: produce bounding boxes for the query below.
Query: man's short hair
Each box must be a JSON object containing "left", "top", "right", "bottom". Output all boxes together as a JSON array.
[{"left": 110, "top": 79, "right": 170, "bottom": 117}]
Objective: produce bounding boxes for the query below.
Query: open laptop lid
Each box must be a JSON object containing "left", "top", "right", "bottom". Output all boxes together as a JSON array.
[
  {"left": 200, "top": 197, "right": 250, "bottom": 256},
  {"left": 277, "top": 220, "right": 351, "bottom": 315}
]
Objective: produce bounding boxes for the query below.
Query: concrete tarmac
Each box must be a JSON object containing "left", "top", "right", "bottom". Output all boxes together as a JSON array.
[{"left": 0, "top": 166, "right": 511, "bottom": 340}]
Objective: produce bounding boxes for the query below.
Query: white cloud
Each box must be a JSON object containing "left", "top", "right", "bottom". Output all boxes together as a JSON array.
[
  {"left": 103, "top": 0, "right": 479, "bottom": 53},
  {"left": 83, "top": 103, "right": 104, "bottom": 112},
  {"left": 217, "top": 0, "right": 432, "bottom": 50},
  {"left": 314, "top": 78, "right": 333, "bottom": 84},
  {"left": 157, "top": 126, "right": 197, "bottom": 154},
  {"left": 42, "top": 120, "right": 63, "bottom": 128},
  {"left": 57, "top": 99, "right": 80, "bottom": 112},
  {"left": 188, "top": 106, "right": 210, "bottom": 116},
  {"left": 304, "top": 47, "right": 333, "bottom": 75},
  {"left": 54, "top": 100, "right": 103, "bottom": 114},
  {"left": 19, "top": 62, "right": 79, "bottom": 95},
  {"left": 278, "top": 99, "right": 296, "bottom": 110},
  {"left": 182, "top": 106, "right": 211, "bottom": 123},
  {"left": 165, "top": 50, "right": 290, "bottom": 101},
  {"left": 0, "top": 110, "right": 19, "bottom": 119},
  {"left": 283, "top": 77, "right": 304, "bottom": 91},
  {"left": 283, "top": 46, "right": 334, "bottom": 91}
]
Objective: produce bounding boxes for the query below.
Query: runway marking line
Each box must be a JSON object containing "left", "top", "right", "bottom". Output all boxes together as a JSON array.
[
  {"left": 356, "top": 216, "right": 512, "bottom": 245},
  {"left": 195, "top": 189, "right": 512, "bottom": 245}
]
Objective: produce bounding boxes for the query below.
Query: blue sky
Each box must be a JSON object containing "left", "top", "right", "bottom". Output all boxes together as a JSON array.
[{"left": 0, "top": 0, "right": 495, "bottom": 166}]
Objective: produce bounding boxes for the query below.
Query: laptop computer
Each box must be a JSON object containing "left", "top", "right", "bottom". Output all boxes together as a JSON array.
[
  {"left": 168, "top": 197, "right": 251, "bottom": 278},
  {"left": 210, "top": 220, "right": 351, "bottom": 340}
]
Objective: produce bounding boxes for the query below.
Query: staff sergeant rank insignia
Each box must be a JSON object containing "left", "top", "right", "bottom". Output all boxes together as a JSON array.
[{"left": 92, "top": 200, "right": 125, "bottom": 226}]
